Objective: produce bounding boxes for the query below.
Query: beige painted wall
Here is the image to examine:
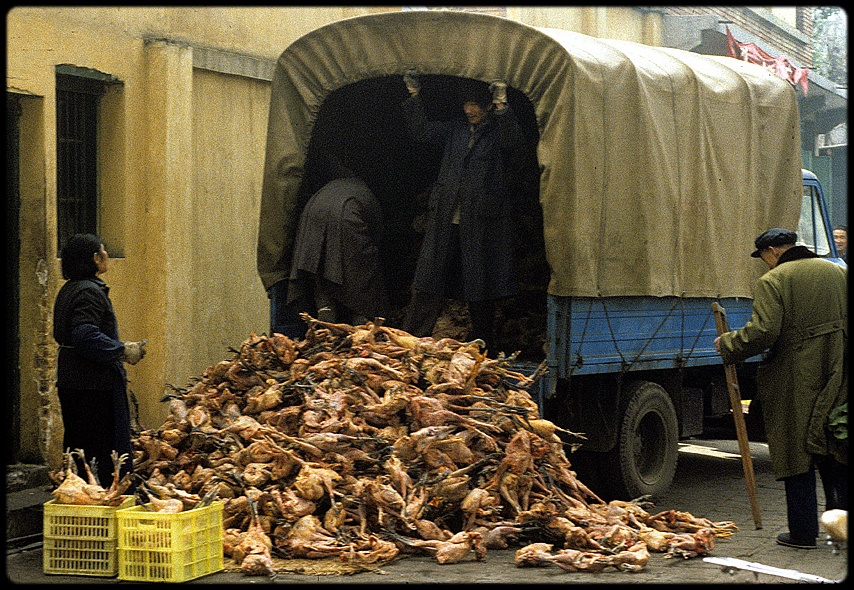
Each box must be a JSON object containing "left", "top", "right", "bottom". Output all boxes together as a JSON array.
[
  {"left": 7, "top": 6, "right": 659, "bottom": 468},
  {"left": 187, "top": 68, "right": 272, "bottom": 383},
  {"left": 7, "top": 6, "right": 401, "bottom": 467},
  {"left": 507, "top": 6, "right": 662, "bottom": 45}
]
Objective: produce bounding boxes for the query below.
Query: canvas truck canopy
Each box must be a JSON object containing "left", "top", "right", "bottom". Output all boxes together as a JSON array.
[{"left": 258, "top": 9, "right": 802, "bottom": 299}]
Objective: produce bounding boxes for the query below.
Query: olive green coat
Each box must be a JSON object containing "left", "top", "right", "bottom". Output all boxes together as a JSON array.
[{"left": 719, "top": 246, "right": 847, "bottom": 480}]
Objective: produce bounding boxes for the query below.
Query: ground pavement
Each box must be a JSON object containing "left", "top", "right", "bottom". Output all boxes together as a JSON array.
[{"left": 5, "top": 438, "right": 848, "bottom": 584}]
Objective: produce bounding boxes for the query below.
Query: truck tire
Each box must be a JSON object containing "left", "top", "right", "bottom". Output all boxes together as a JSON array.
[{"left": 603, "top": 380, "right": 679, "bottom": 500}]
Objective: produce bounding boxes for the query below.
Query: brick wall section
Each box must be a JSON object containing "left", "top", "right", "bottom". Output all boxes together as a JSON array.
[
  {"left": 796, "top": 7, "right": 813, "bottom": 39},
  {"left": 661, "top": 6, "right": 812, "bottom": 67}
]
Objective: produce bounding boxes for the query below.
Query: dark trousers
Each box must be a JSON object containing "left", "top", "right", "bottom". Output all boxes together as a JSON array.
[
  {"left": 404, "top": 225, "right": 496, "bottom": 342},
  {"left": 468, "top": 299, "right": 496, "bottom": 344},
  {"left": 402, "top": 290, "right": 446, "bottom": 337},
  {"left": 57, "top": 386, "right": 132, "bottom": 487},
  {"left": 783, "top": 454, "right": 848, "bottom": 541},
  {"left": 269, "top": 279, "right": 306, "bottom": 339},
  {"left": 403, "top": 290, "right": 495, "bottom": 343}
]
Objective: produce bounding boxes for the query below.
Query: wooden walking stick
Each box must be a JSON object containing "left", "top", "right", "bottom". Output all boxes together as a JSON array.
[{"left": 712, "top": 302, "right": 762, "bottom": 529}]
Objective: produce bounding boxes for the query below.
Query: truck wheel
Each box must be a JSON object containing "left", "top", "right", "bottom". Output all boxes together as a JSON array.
[{"left": 604, "top": 380, "right": 679, "bottom": 500}]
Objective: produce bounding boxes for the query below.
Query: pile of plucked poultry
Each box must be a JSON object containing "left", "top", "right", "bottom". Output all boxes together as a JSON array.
[{"left": 124, "top": 314, "right": 737, "bottom": 575}]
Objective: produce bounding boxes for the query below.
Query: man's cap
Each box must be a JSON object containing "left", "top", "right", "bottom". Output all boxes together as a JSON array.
[
  {"left": 750, "top": 228, "right": 797, "bottom": 258},
  {"left": 458, "top": 80, "right": 491, "bottom": 108}
]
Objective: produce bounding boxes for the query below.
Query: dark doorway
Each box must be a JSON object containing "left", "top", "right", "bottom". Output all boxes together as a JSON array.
[
  {"left": 7, "top": 93, "right": 22, "bottom": 464},
  {"left": 297, "top": 75, "right": 548, "bottom": 358}
]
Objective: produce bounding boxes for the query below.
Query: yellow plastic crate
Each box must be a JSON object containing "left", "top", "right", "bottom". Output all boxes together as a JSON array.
[
  {"left": 117, "top": 501, "right": 224, "bottom": 583},
  {"left": 42, "top": 495, "right": 134, "bottom": 577}
]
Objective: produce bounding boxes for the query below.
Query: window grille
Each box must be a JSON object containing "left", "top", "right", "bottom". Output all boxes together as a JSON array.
[{"left": 56, "top": 73, "right": 105, "bottom": 251}]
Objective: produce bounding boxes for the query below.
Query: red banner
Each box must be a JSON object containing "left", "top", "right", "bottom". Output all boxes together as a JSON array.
[{"left": 726, "top": 26, "right": 808, "bottom": 95}]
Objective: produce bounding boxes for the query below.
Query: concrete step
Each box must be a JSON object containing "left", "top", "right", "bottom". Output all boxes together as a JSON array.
[
  {"left": 6, "top": 464, "right": 53, "bottom": 547},
  {"left": 7, "top": 463, "right": 51, "bottom": 493}
]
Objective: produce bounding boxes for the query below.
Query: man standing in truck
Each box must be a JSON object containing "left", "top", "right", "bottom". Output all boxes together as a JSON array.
[
  {"left": 399, "top": 70, "right": 523, "bottom": 345},
  {"left": 715, "top": 228, "right": 847, "bottom": 550}
]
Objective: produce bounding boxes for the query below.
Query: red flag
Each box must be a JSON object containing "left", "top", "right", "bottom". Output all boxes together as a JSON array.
[
  {"left": 725, "top": 26, "right": 740, "bottom": 59},
  {"left": 723, "top": 26, "right": 808, "bottom": 95}
]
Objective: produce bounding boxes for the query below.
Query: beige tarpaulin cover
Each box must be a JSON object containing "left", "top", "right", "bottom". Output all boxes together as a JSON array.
[{"left": 259, "top": 10, "right": 802, "bottom": 298}]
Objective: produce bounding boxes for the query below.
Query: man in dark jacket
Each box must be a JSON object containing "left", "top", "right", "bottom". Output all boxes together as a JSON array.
[
  {"left": 715, "top": 228, "right": 847, "bottom": 549},
  {"left": 287, "top": 154, "right": 390, "bottom": 331},
  {"left": 54, "top": 234, "right": 146, "bottom": 486},
  {"left": 400, "top": 70, "right": 523, "bottom": 345}
]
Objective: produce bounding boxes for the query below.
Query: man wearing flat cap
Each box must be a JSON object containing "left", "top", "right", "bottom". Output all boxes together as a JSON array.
[
  {"left": 749, "top": 227, "right": 799, "bottom": 258},
  {"left": 399, "top": 70, "right": 523, "bottom": 344},
  {"left": 715, "top": 228, "right": 847, "bottom": 550}
]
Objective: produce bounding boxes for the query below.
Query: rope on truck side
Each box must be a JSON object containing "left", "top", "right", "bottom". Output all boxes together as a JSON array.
[
  {"left": 680, "top": 303, "right": 714, "bottom": 365},
  {"left": 572, "top": 297, "right": 711, "bottom": 374},
  {"left": 600, "top": 298, "right": 680, "bottom": 372}
]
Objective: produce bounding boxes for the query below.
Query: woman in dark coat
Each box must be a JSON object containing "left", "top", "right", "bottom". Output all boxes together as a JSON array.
[
  {"left": 53, "top": 234, "right": 146, "bottom": 486},
  {"left": 401, "top": 75, "right": 523, "bottom": 343}
]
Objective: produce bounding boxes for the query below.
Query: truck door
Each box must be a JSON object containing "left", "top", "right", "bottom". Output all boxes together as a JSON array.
[{"left": 798, "top": 170, "right": 842, "bottom": 262}]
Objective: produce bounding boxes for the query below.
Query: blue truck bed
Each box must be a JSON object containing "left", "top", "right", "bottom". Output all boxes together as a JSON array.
[{"left": 546, "top": 295, "right": 757, "bottom": 386}]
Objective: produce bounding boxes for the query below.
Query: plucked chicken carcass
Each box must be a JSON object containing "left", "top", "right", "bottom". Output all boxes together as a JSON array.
[
  {"left": 135, "top": 480, "right": 184, "bottom": 513},
  {"left": 232, "top": 497, "right": 275, "bottom": 577},
  {"left": 51, "top": 449, "right": 131, "bottom": 506},
  {"left": 514, "top": 541, "right": 650, "bottom": 573},
  {"left": 127, "top": 317, "right": 738, "bottom": 576},
  {"left": 51, "top": 449, "right": 103, "bottom": 506},
  {"left": 385, "top": 530, "right": 486, "bottom": 564},
  {"left": 514, "top": 542, "right": 557, "bottom": 567}
]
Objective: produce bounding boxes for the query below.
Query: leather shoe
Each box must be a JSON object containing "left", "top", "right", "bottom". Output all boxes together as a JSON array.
[{"left": 776, "top": 532, "right": 816, "bottom": 549}]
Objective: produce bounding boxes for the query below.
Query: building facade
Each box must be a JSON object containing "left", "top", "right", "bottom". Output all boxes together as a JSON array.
[{"left": 656, "top": 6, "right": 847, "bottom": 227}]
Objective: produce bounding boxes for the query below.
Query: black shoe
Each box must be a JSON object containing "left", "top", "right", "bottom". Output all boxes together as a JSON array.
[{"left": 776, "top": 532, "right": 816, "bottom": 549}]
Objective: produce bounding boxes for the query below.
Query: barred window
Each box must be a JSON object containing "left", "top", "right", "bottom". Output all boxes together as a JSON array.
[{"left": 55, "top": 72, "right": 106, "bottom": 251}]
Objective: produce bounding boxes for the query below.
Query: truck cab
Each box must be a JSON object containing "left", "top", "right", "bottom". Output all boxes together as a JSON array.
[{"left": 800, "top": 169, "right": 846, "bottom": 265}]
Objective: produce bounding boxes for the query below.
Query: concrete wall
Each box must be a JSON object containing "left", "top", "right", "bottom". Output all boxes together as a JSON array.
[
  {"left": 660, "top": 6, "right": 812, "bottom": 65},
  {"left": 7, "top": 6, "right": 661, "bottom": 468},
  {"left": 507, "top": 6, "right": 663, "bottom": 45}
]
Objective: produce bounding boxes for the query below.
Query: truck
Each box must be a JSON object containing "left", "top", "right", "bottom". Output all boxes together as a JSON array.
[
  {"left": 257, "top": 10, "right": 844, "bottom": 500},
  {"left": 542, "top": 166, "right": 843, "bottom": 500}
]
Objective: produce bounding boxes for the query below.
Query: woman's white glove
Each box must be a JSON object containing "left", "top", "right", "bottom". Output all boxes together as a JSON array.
[{"left": 121, "top": 340, "right": 147, "bottom": 365}]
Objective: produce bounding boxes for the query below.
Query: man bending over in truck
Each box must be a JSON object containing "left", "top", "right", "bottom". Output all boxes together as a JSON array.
[
  {"left": 399, "top": 70, "right": 523, "bottom": 346},
  {"left": 715, "top": 228, "right": 847, "bottom": 550},
  {"left": 287, "top": 152, "right": 390, "bottom": 333}
]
